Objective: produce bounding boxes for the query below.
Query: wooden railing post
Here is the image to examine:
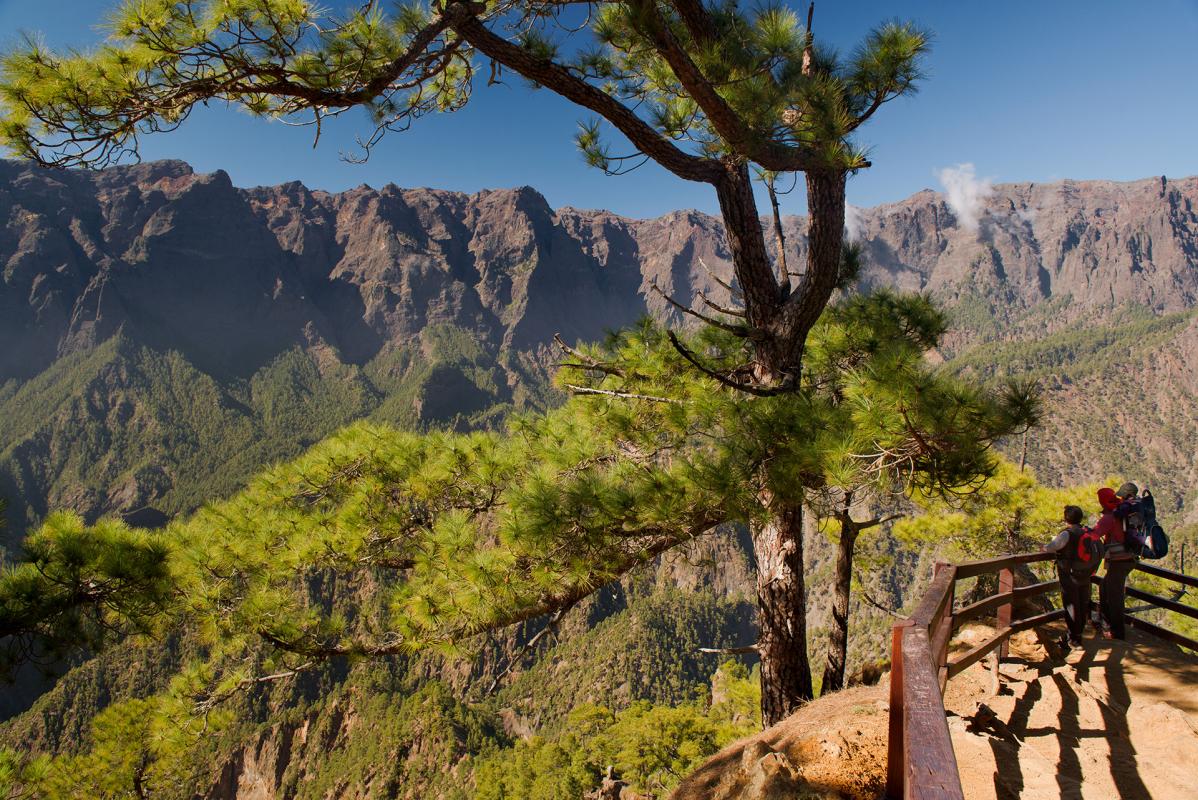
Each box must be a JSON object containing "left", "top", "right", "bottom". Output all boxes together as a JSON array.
[
  {"left": 997, "top": 566, "right": 1014, "bottom": 659},
  {"left": 886, "top": 619, "right": 912, "bottom": 800},
  {"left": 933, "top": 562, "right": 955, "bottom": 692}
]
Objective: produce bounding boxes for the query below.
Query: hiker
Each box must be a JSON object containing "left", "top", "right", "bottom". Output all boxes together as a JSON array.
[
  {"left": 1044, "top": 505, "right": 1099, "bottom": 648},
  {"left": 1114, "top": 481, "right": 1144, "bottom": 529},
  {"left": 1095, "top": 486, "right": 1138, "bottom": 640}
]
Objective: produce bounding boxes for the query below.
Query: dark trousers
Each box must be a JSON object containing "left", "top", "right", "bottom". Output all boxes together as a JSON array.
[
  {"left": 1100, "top": 558, "right": 1136, "bottom": 639},
  {"left": 1057, "top": 563, "right": 1091, "bottom": 641}
]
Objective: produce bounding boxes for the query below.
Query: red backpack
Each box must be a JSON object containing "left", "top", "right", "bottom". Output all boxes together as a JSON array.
[{"left": 1075, "top": 526, "right": 1104, "bottom": 570}]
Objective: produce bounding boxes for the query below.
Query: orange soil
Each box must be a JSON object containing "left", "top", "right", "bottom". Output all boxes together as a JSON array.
[{"left": 672, "top": 623, "right": 1198, "bottom": 800}]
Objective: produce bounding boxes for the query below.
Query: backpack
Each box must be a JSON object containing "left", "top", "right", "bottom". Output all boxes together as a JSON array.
[
  {"left": 1135, "top": 490, "right": 1170, "bottom": 559},
  {"left": 1074, "top": 526, "right": 1105, "bottom": 571}
]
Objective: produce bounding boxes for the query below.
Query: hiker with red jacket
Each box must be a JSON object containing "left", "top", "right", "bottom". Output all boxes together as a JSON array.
[
  {"left": 1096, "top": 485, "right": 1138, "bottom": 640},
  {"left": 1043, "top": 504, "right": 1099, "bottom": 648}
]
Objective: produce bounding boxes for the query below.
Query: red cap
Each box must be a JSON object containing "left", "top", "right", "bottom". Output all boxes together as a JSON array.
[{"left": 1098, "top": 487, "right": 1119, "bottom": 511}]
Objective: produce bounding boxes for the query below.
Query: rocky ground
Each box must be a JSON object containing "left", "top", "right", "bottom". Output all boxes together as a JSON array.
[{"left": 672, "top": 623, "right": 1198, "bottom": 800}]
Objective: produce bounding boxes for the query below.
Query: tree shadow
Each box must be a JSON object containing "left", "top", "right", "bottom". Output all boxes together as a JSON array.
[
  {"left": 985, "top": 673, "right": 1039, "bottom": 799},
  {"left": 1046, "top": 673, "right": 1087, "bottom": 798},
  {"left": 1098, "top": 643, "right": 1153, "bottom": 799}
]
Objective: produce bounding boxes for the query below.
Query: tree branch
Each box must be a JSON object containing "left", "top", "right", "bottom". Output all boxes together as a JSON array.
[
  {"left": 650, "top": 283, "right": 753, "bottom": 336},
  {"left": 449, "top": 3, "right": 723, "bottom": 183},
  {"left": 666, "top": 331, "right": 791, "bottom": 397},
  {"left": 860, "top": 589, "right": 904, "bottom": 619},
  {"left": 856, "top": 513, "right": 902, "bottom": 532},
  {"left": 564, "top": 385, "right": 677, "bottom": 403},
  {"left": 697, "top": 291, "right": 745, "bottom": 317},
  {"left": 553, "top": 333, "right": 626, "bottom": 376},
  {"left": 699, "top": 643, "right": 759, "bottom": 654},
  {"left": 632, "top": 0, "right": 825, "bottom": 172},
  {"left": 669, "top": 0, "right": 718, "bottom": 44},
  {"left": 697, "top": 256, "right": 739, "bottom": 297},
  {"left": 485, "top": 600, "right": 579, "bottom": 694}
]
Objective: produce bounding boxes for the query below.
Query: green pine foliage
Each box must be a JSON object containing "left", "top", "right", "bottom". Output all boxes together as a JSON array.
[
  {"left": 0, "top": 513, "right": 173, "bottom": 676},
  {"left": 0, "top": 1, "right": 928, "bottom": 175},
  {"left": 0, "top": 292, "right": 1030, "bottom": 700},
  {"left": 474, "top": 661, "right": 759, "bottom": 799},
  {"left": 0, "top": 291, "right": 1033, "bottom": 795},
  {"left": 894, "top": 457, "right": 1107, "bottom": 562},
  {"left": 951, "top": 307, "right": 1194, "bottom": 383}
]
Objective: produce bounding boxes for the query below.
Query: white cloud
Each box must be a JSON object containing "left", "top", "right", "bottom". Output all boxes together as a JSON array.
[
  {"left": 844, "top": 203, "right": 864, "bottom": 242},
  {"left": 936, "top": 163, "right": 993, "bottom": 234}
]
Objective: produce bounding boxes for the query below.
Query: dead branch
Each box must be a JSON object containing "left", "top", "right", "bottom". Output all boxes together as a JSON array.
[
  {"left": 697, "top": 256, "right": 740, "bottom": 297},
  {"left": 699, "top": 644, "right": 760, "bottom": 654},
  {"left": 553, "top": 333, "right": 625, "bottom": 376},
  {"left": 650, "top": 283, "right": 753, "bottom": 337},
  {"left": 486, "top": 601, "right": 578, "bottom": 695},
  {"left": 860, "top": 589, "right": 904, "bottom": 619},
  {"left": 564, "top": 385, "right": 677, "bottom": 403},
  {"left": 697, "top": 290, "right": 746, "bottom": 317}
]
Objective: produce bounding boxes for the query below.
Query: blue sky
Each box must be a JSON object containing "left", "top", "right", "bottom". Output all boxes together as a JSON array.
[{"left": 1, "top": 0, "right": 1196, "bottom": 218}]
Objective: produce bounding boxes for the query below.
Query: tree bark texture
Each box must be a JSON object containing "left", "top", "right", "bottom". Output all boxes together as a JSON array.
[
  {"left": 753, "top": 499, "right": 813, "bottom": 725},
  {"left": 713, "top": 160, "right": 783, "bottom": 336},
  {"left": 821, "top": 518, "right": 859, "bottom": 693},
  {"left": 778, "top": 169, "right": 847, "bottom": 368}
]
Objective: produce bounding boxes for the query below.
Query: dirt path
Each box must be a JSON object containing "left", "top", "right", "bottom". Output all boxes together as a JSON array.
[
  {"left": 672, "top": 623, "right": 1198, "bottom": 800},
  {"left": 947, "top": 623, "right": 1198, "bottom": 800}
]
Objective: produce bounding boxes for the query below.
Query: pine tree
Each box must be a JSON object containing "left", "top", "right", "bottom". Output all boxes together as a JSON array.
[
  {"left": 0, "top": 0, "right": 937, "bottom": 723},
  {"left": 0, "top": 513, "right": 173, "bottom": 677},
  {"left": 895, "top": 458, "right": 1106, "bottom": 562},
  {"left": 810, "top": 376, "right": 1042, "bottom": 693}
]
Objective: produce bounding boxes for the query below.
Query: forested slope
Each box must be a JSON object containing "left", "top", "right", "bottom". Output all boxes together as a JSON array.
[{"left": 2, "top": 161, "right": 1197, "bottom": 798}]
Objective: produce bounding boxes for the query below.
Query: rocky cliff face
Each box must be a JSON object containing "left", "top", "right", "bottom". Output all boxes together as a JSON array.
[
  {"left": 842, "top": 176, "right": 1198, "bottom": 330},
  {"left": 3, "top": 158, "right": 1197, "bottom": 541},
  {"left": 6, "top": 160, "right": 1195, "bottom": 384}
]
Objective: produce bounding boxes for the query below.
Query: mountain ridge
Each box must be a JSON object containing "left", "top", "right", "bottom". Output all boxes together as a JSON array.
[
  {"left": 6, "top": 158, "right": 1197, "bottom": 382},
  {"left": 4, "top": 159, "right": 1198, "bottom": 540},
  {"left": 3, "top": 160, "right": 1198, "bottom": 798}
]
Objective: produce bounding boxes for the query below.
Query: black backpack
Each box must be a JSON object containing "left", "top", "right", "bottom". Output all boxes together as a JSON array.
[{"left": 1133, "top": 490, "right": 1170, "bottom": 559}]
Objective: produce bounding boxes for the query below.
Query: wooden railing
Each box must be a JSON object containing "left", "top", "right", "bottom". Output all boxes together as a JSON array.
[
  {"left": 885, "top": 554, "right": 1198, "bottom": 800},
  {"left": 1104, "top": 562, "right": 1198, "bottom": 651}
]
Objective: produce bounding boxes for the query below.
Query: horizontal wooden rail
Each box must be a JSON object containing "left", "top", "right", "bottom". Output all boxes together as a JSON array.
[
  {"left": 952, "top": 551, "right": 1055, "bottom": 580},
  {"left": 887, "top": 550, "right": 1196, "bottom": 799},
  {"left": 1128, "top": 615, "right": 1198, "bottom": 651},
  {"left": 946, "top": 629, "right": 1013, "bottom": 680},
  {"left": 954, "top": 590, "right": 1011, "bottom": 626},
  {"left": 1135, "top": 561, "right": 1198, "bottom": 589},
  {"left": 901, "top": 626, "right": 961, "bottom": 798},
  {"left": 1125, "top": 586, "right": 1198, "bottom": 621},
  {"left": 944, "top": 608, "right": 1066, "bottom": 681}
]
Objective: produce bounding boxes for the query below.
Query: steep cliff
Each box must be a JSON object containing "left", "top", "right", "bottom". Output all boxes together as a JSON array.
[
  {"left": 4, "top": 161, "right": 1197, "bottom": 544},
  {"left": 3, "top": 161, "right": 1197, "bottom": 798}
]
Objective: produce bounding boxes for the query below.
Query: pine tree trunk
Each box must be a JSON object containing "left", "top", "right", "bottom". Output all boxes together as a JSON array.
[
  {"left": 821, "top": 518, "right": 858, "bottom": 694},
  {"left": 713, "top": 160, "right": 848, "bottom": 727},
  {"left": 753, "top": 499, "right": 813, "bottom": 726}
]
